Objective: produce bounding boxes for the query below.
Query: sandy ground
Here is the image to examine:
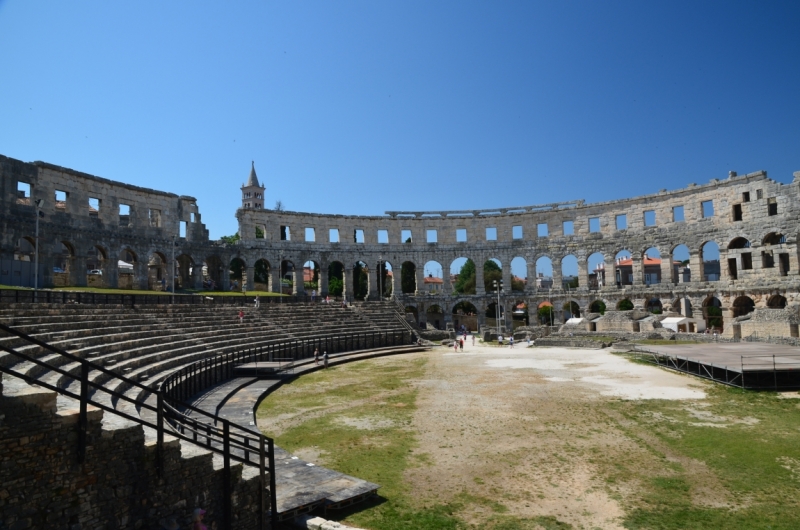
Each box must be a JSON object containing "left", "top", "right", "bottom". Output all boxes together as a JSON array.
[{"left": 405, "top": 341, "right": 710, "bottom": 529}]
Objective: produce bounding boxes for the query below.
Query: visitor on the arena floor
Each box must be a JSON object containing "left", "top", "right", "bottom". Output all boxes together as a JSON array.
[
  {"left": 323, "top": 351, "right": 329, "bottom": 368},
  {"left": 311, "top": 289, "right": 316, "bottom": 302},
  {"left": 314, "top": 348, "right": 319, "bottom": 365},
  {"left": 254, "top": 295, "right": 260, "bottom": 308},
  {"left": 509, "top": 337, "right": 514, "bottom": 348}
]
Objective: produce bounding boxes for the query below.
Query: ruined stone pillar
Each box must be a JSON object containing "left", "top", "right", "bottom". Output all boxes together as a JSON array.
[
  {"left": 221, "top": 267, "right": 230, "bottom": 291},
  {"left": 604, "top": 255, "right": 616, "bottom": 289},
  {"left": 502, "top": 261, "right": 512, "bottom": 293},
  {"left": 525, "top": 259, "right": 535, "bottom": 293},
  {"left": 475, "top": 263, "right": 485, "bottom": 295},
  {"left": 578, "top": 259, "right": 589, "bottom": 290},
  {"left": 660, "top": 258, "right": 673, "bottom": 285},
  {"left": 415, "top": 266, "right": 424, "bottom": 296},
  {"left": 367, "top": 266, "right": 378, "bottom": 300},
  {"left": 192, "top": 262, "right": 204, "bottom": 289},
  {"left": 270, "top": 266, "right": 281, "bottom": 294},
  {"left": 391, "top": 267, "right": 401, "bottom": 298},
  {"left": 293, "top": 267, "right": 304, "bottom": 295},
  {"left": 344, "top": 267, "right": 354, "bottom": 299},
  {"left": 245, "top": 266, "right": 255, "bottom": 291},
  {"left": 552, "top": 267, "right": 562, "bottom": 291},
  {"left": 318, "top": 266, "right": 329, "bottom": 296},
  {"left": 631, "top": 256, "right": 643, "bottom": 285},
  {"left": 689, "top": 251, "right": 702, "bottom": 283}
]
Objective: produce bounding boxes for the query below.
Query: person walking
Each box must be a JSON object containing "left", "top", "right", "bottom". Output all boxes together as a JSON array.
[
  {"left": 509, "top": 337, "right": 514, "bottom": 349},
  {"left": 472, "top": 334, "right": 475, "bottom": 346},
  {"left": 311, "top": 289, "right": 316, "bottom": 302},
  {"left": 314, "top": 348, "right": 319, "bottom": 365},
  {"left": 459, "top": 338, "right": 464, "bottom": 351},
  {"left": 323, "top": 350, "right": 329, "bottom": 368},
  {"left": 254, "top": 295, "right": 260, "bottom": 308},
  {"left": 238, "top": 309, "right": 244, "bottom": 325}
]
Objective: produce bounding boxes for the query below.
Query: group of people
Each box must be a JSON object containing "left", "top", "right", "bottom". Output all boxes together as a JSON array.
[{"left": 314, "top": 348, "right": 329, "bottom": 368}]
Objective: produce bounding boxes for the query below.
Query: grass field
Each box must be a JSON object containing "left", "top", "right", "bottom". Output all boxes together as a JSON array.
[{"left": 257, "top": 350, "right": 800, "bottom": 529}]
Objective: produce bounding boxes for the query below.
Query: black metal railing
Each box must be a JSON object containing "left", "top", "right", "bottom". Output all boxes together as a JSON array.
[
  {"left": 0, "top": 289, "right": 339, "bottom": 306},
  {"left": 0, "top": 322, "right": 277, "bottom": 529},
  {"left": 161, "top": 329, "right": 413, "bottom": 404}
]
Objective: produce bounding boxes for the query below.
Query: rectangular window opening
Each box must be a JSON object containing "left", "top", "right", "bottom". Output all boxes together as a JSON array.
[
  {"left": 280, "top": 226, "right": 291, "bottom": 241},
  {"left": 768, "top": 197, "right": 778, "bottom": 216},
  {"left": 377, "top": 229, "right": 388, "bottom": 244},
  {"left": 742, "top": 252, "right": 753, "bottom": 270},
  {"left": 673, "top": 205, "right": 685, "bottom": 222},
  {"left": 180, "top": 221, "right": 187, "bottom": 238},
  {"left": 255, "top": 225, "right": 266, "bottom": 239},
  {"left": 762, "top": 251, "right": 774, "bottom": 269},
  {"left": 562, "top": 221, "right": 574, "bottom": 235},
  {"left": 354, "top": 229, "right": 365, "bottom": 244},
  {"left": 732, "top": 204, "right": 743, "bottom": 222},
  {"left": 305, "top": 227, "right": 315, "bottom": 242},
  {"left": 616, "top": 214, "right": 627, "bottom": 230},
  {"left": 486, "top": 227, "right": 497, "bottom": 241},
  {"left": 756, "top": 189, "right": 763, "bottom": 200},
  {"left": 589, "top": 217, "right": 601, "bottom": 233},
  {"left": 148, "top": 209, "right": 162, "bottom": 228},
  {"left": 512, "top": 225, "right": 523, "bottom": 239},
  {"left": 537, "top": 223, "right": 548, "bottom": 237},
  {"left": 643, "top": 210, "right": 656, "bottom": 227},
  {"left": 119, "top": 203, "right": 130, "bottom": 226},
  {"left": 329, "top": 228, "right": 340, "bottom": 243},
  {"left": 401, "top": 229, "right": 412, "bottom": 243},
  {"left": 88, "top": 197, "right": 100, "bottom": 217},
  {"left": 701, "top": 200, "right": 714, "bottom": 218},
  {"left": 426, "top": 229, "right": 438, "bottom": 243},
  {"left": 16, "top": 181, "right": 30, "bottom": 198},
  {"left": 190, "top": 212, "right": 196, "bottom": 222},
  {"left": 55, "top": 190, "right": 68, "bottom": 210},
  {"left": 457, "top": 228, "right": 468, "bottom": 242},
  {"left": 742, "top": 192, "right": 750, "bottom": 202}
]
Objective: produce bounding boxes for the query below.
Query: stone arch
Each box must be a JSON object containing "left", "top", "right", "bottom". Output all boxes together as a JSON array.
[
  {"left": 703, "top": 296, "right": 722, "bottom": 329},
  {"left": 483, "top": 258, "right": 502, "bottom": 292},
  {"left": 617, "top": 298, "right": 634, "bottom": 310},
  {"left": 378, "top": 260, "right": 393, "bottom": 298},
  {"left": 535, "top": 256, "right": 553, "bottom": 289},
  {"left": 671, "top": 244, "right": 691, "bottom": 283},
  {"left": 148, "top": 251, "right": 169, "bottom": 291},
  {"left": 732, "top": 295, "right": 755, "bottom": 318},
  {"left": 613, "top": 249, "right": 632, "bottom": 287},
  {"left": 768, "top": 294, "right": 787, "bottom": 309},
  {"left": 254, "top": 259, "right": 271, "bottom": 291},
  {"left": 510, "top": 256, "right": 527, "bottom": 292},
  {"left": 86, "top": 244, "right": 108, "bottom": 287},
  {"left": 229, "top": 257, "right": 246, "bottom": 290},
  {"left": 203, "top": 255, "right": 224, "bottom": 290},
  {"left": 763, "top": 232, "right": 786, "bottom": 246},
  {"left": 328, "top": 261, "right": 345, "bottom": 296},
  {"left": 56, "top": 241, "right": 75, "bottom": 283},
  {"left": 281, "top": 259, "right": 297, "bottom": 295},
  {"left": 400, "top": 261, "right": 417, "bottom": 294},
  {"left": 561, "top": 255, "right": 579, "bottom": 288},
  {"left": 646, "top": 297, "right": 663, "bottom": 314},
  {"left": 451, "top": 257, "right": 475, "bottom": 295},
  {"left": 14, "top": 236, "right": 36, "bottom": 261},
  {"left": 175, "top": 254, "right": 194, "bottom": 289},
  {"left": 537, "top": 300, "right": 555, "bottom": 325},
  {"left": 117, "top": 248, "right": 137, "bottom": 289},
  {"left": 511, "top": 300, "right": 529, "bottom": 327},
  {"left": 701, "top": 241, "right": 721, "bottom": 281},
  {"left": 452, "top": 300, "right": 478, "bottom": 332},
  {"left": 303, "top": 260, "right": 320, "bottom": 294},
  {"left": 352, "top": 260, "right": 368, "bottom": 300},
  {"left": 728, "top": 237, "right": 751, "bottom": 249},
  {"left": 589, "top": 299, "right": 606, "bottom": 314},
  {"left": 587, "top": 252, "right": 605, "bottom": 289},
  {"left": 426, "top": 304, "right": 445, "bottom": 330},
  {"left": 642, "top": 247, "right": 661, "bottom": 285},
  {"left": 423, "top": 260, "right": 444, "bottom": 295},
  {"left": 563, "top": 300, "right": 580, "bottom": 319}
]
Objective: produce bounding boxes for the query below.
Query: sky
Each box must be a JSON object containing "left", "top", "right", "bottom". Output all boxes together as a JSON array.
[{"left": 2, "top": 1, "right": 799, "bottom": 277}]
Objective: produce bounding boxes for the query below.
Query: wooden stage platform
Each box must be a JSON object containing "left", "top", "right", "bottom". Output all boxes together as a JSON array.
[{"left": 631, "top": 342, "right": 800, "bottom": 390}]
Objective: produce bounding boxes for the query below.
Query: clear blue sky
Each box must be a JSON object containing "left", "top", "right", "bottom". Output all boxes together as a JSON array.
[{"left": 2, "top": 0, "right": 799, "bottom": 248}]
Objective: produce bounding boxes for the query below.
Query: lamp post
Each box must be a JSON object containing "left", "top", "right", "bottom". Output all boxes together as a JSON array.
[
  {"left": 34, "top": 199, "right": 44, "bottom": 302},
  {"left": 378, "top": 256, "right": 383, "bottom": 300},
  {"left": 171, "top": 235, "right": 176, "bottom": 305},
  {"left": 493, "top": 279, "right": 503, "bottom": 337}
]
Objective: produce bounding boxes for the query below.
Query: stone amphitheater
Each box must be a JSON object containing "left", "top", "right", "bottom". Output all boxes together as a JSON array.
[{"left": 3, "top": 152, "right": 800, "bottom": 528}]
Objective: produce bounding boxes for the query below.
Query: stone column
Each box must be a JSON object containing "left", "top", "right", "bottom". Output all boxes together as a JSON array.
[
  {"left": 134, "top": 260, "right": 149, "bottom": 290},
  {"left": 660, "top": 257, "right": 673, "bottom": 285},
  {"left": 525, "top": 259, "right": 535, "bottom": 293},
  {"left": 270, "top": 267, "right": 281, "bottom": 294},
  {"left": 245, "top": 266, "right": 255, "bottom": 291},
  {"left": 221, "top": 267, "right": 230, "bottom": 291},
  {"left": 605, "top": 255, "right": 616, "bottom": 289},
  {"left": 475, "top": 262, "right": 485, "bottom": 295},
  {"left": 319, "top": 266, "right": 329, "bottom": 296},
  {"left": 192, "top": 262, "right": 204, "bottom": 289},
  {"left": 367, "top": 266, "right": 378, "bottom": 300},
  {"left": 102, "top": 257, "right": 117, "bottom": 289},
  {"left": 344, "top": 267, "right": 354, "bottom": 299},
  {"left": 391, "top": 267, "right": 401, "bottom": 298},
  {"left": 415, "top": 266, "right": 424, "bottom": 296},
  {"left": 293, "top": 266, "right": 304, "bottom": 295},
  {"left": 70, "top": 256, "right": 88, "bottom": 287},
  {"left": 689, "top": 250, "right": 703, "bottom": 283},
  {"left": 502, "top": 261, "right": 512, "bottom": 292},
  {"left": 552, "top": 266, "right": 562, "bottom": 291},
  {"left": 578, "top": 259, "right": 589, "bottom": 290},
  {"left": 631, "top": 255, "right": 643, "bottom": 286}
]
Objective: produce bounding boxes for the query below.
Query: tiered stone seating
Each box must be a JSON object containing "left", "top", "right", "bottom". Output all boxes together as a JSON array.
[{"left": 0, "top": 301, "right": 409, "bottom": 421}]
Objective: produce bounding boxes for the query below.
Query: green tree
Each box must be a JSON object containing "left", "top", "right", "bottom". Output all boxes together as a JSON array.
[
  {"left": 483, "top": 260, "right": 502, "bottom": 292},
  {"left": 706, "top": 306, "right": 723, "bottom": 328},
  {"left": 254, "top": 260, "right": 269, "bottom": 283},
  {"left": 255, "top": 226, "right": 264, "bottom": 239},
  {"left": 511, "top": 277, "right": 526, "bottom": 291},
  {"left": 453, "top": 259, "right": 476, "bottom": 295},
  {"left": 617, "top": 299, "right": 634, "bottom": 310},
  {"left": 229, "top": 258, "right": 244, "bottom": 280},
  {"left": 401, "top": 263, "right": 416, "bottom": 294},
  {"left": 353, "top": 263, "right": 368, "bottom": 300},
  {"left": 220, "top": 232, "right": 240, "bottom": 245},
  {"left": 538, "top": 306, "right": 555, "bottom": 325},
  {"left": 328, "top": 277, "right": 343, "bottom": 296}
]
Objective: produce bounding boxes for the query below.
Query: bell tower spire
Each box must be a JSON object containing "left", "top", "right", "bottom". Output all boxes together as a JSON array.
[{"left": 241, "top": 161, "right": 265, "bottom": 209}]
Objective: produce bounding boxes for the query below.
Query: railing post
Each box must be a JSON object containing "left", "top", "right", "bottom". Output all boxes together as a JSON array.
[
  {"left": 78, "top": 362, "right": 89, "bottom": 464},
  {"left": 259, "top": 435, "right": 267, "bottom": 530},
  {"left": 268, "top": 437, "right": 278, "bottom": 528},
  {"left": 156, "top": 392, "right": 164, "bottom": 478},
  {"left": 222, "top": 421, "right": 232, "bottom": 528}
]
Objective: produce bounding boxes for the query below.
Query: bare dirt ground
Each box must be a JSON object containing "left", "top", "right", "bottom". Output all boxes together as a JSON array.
[{"left": 405, "top": 342, "right": 711, "bottom": 529}]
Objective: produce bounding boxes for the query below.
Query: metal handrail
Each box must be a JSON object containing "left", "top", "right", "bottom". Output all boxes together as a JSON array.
[
  {"left": 0, "top": 322, "right": 276, "bottom": 529},
  {"left": 0, "top": 289, "right": 342, "bottom": 306}
]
